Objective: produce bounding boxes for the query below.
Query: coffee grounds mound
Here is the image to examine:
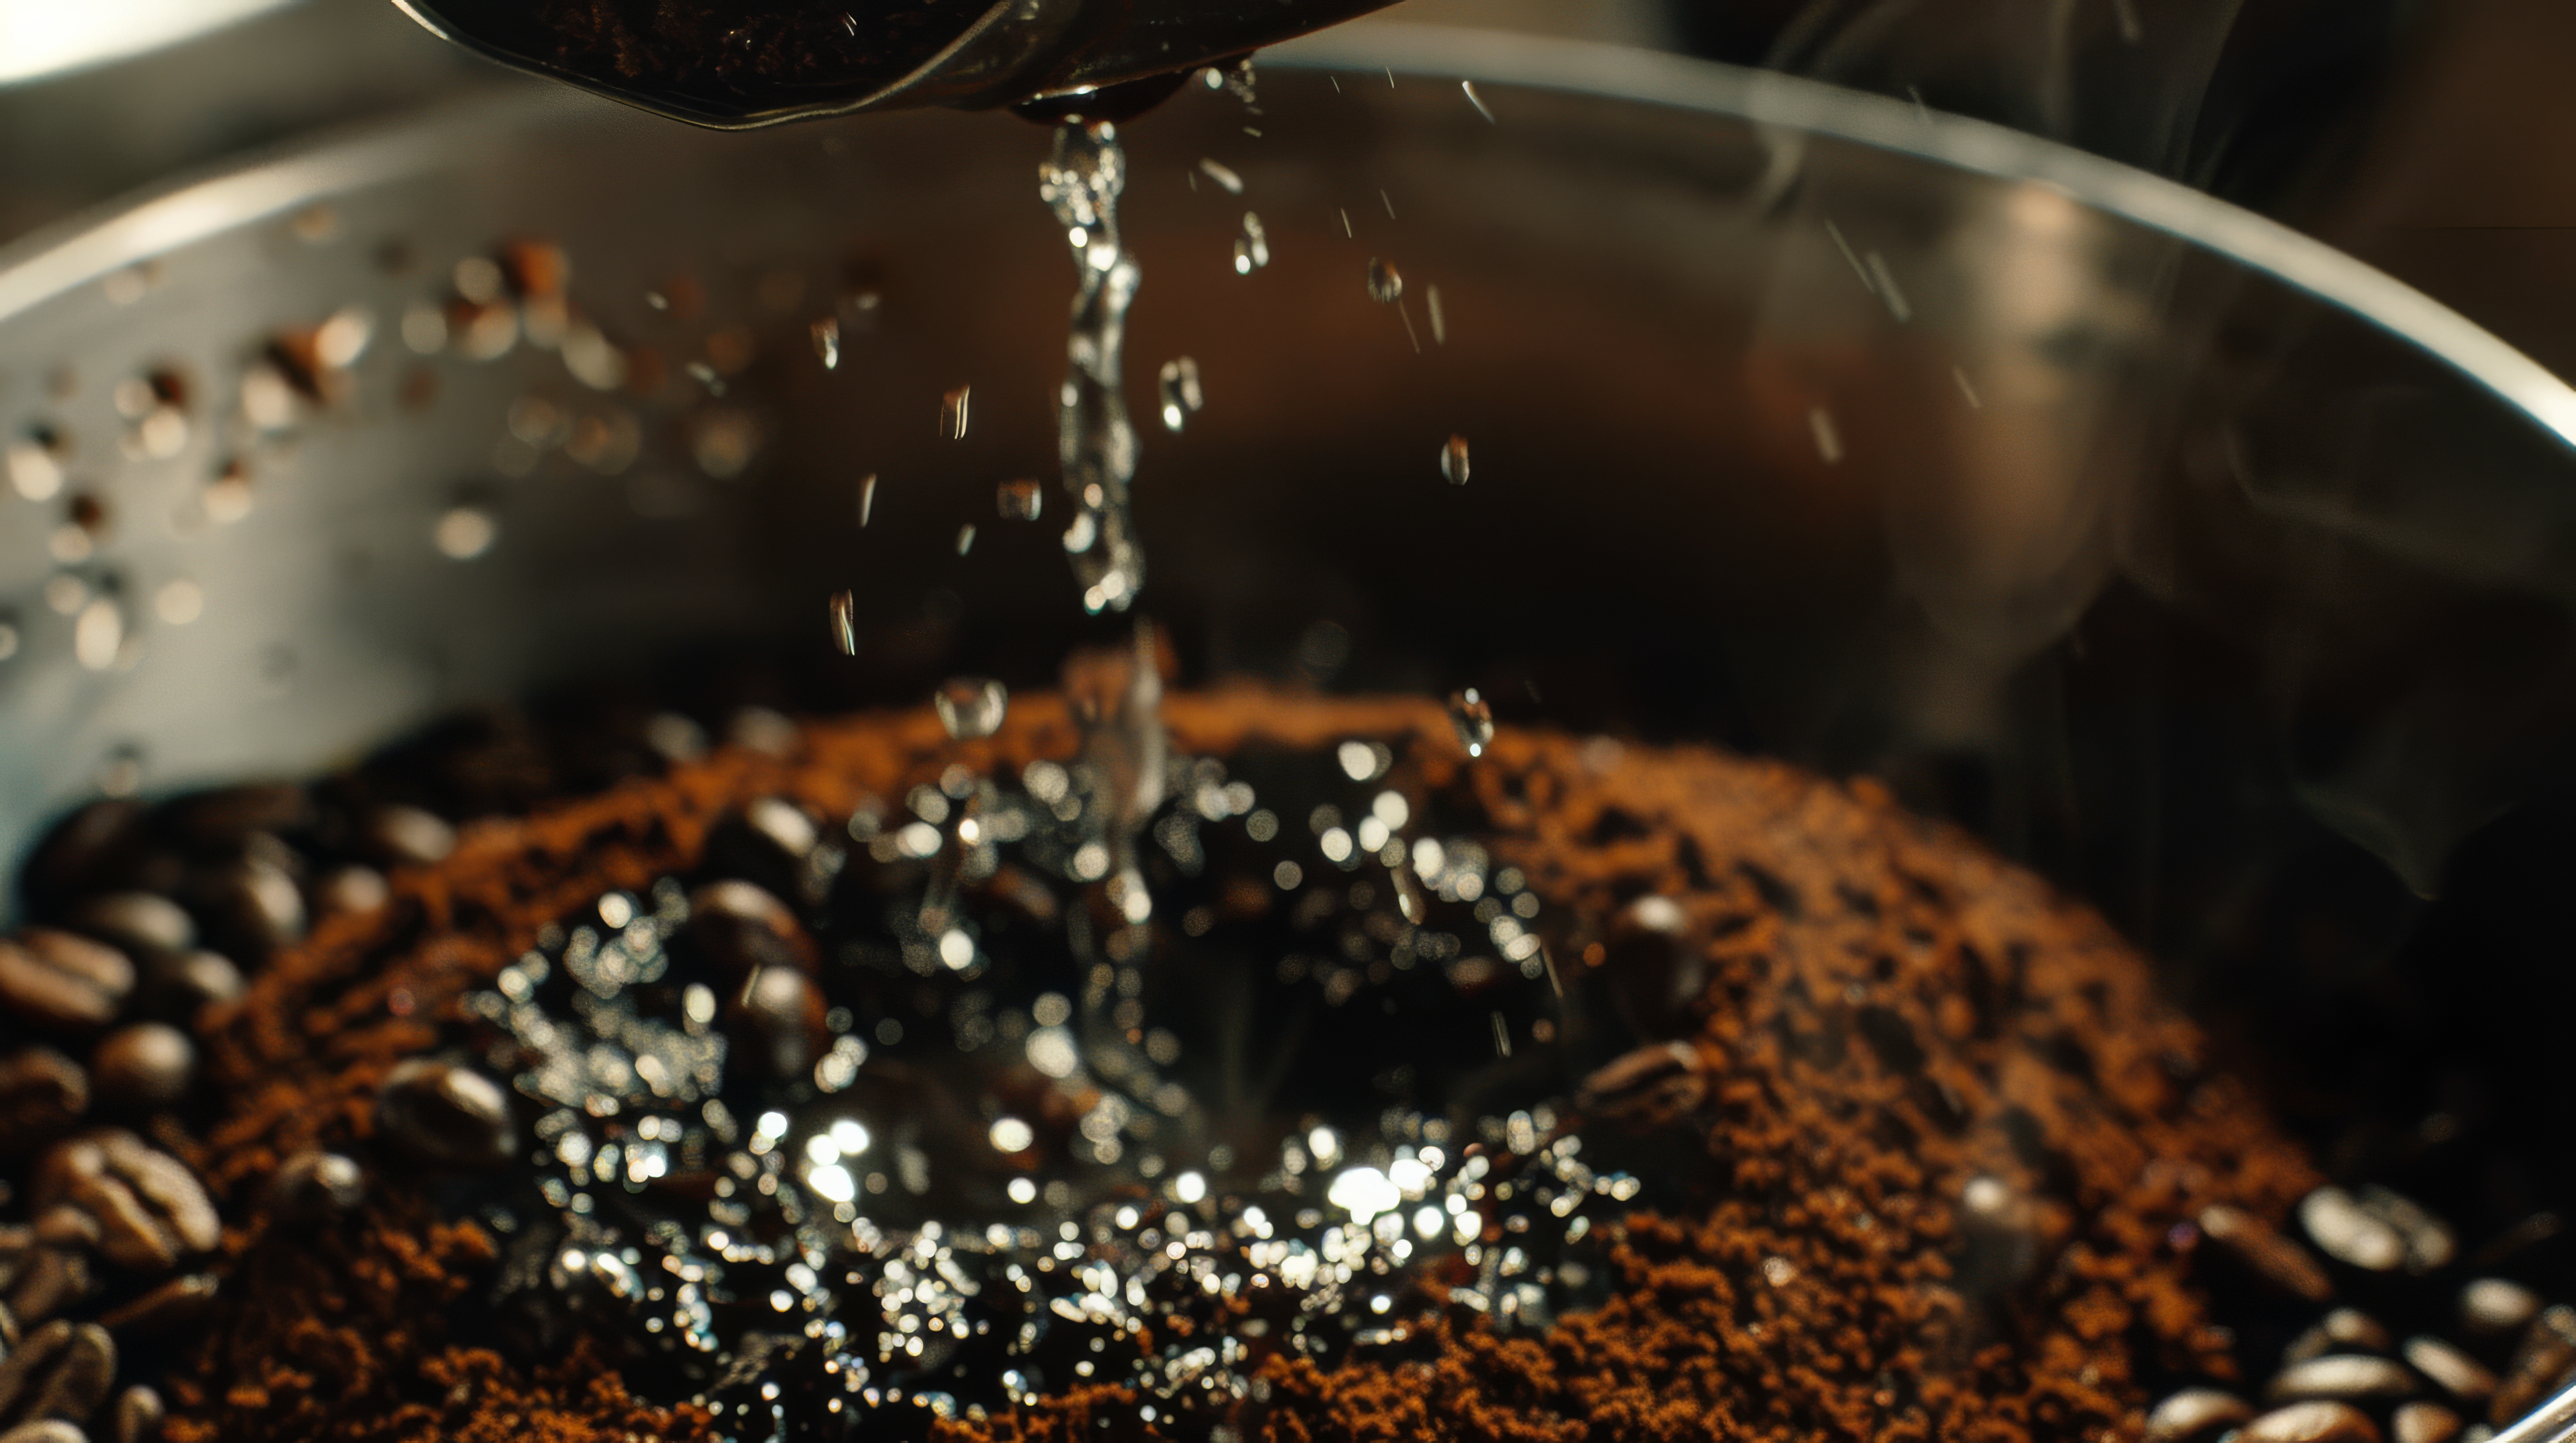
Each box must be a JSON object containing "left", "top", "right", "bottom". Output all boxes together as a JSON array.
[{"left": 166, "top": 689, "right": 2316, "bottom": 1443}]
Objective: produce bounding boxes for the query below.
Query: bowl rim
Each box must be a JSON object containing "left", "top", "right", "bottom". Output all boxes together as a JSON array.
[{"left": 2, "top": 23, "right": 2571, "bottom": 456}]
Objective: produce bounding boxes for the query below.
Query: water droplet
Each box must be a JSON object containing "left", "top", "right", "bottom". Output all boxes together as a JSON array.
[
  {"left": 1198, "top": 159, "right": 1243, "bottom": 195},
  {"left": 1233, "top": 214, "right": 1270, "bottom": 275},
  {"left": 1440, "top": 435, "right": 1470, "bottom": 485},
  {"left": 1809, "top": 407, "right": 1843, "bottom": 464},
  {"left": 940, "top": 385, "right": 971, "bottom": 440},
  {"left": 857, "top": 473, "right": 879, "bottom": 526},
  {"left": 435, "top": 506, "right": 496, "bottom": 559},
  {"left": 828, "top": 590, "right": 858, "bottom": 656},
  {"left": 997, "top": 480, "right": 1043, "bottom": 520},
  {"left": 1448, "top": 688, "right": 1494, "bottom": 757},
  {"left": 934, "top": 678, "right": 1009, "bottom": 740},
  {"left": 812, "top": 318, "right": 841, "bottom": 370},
  {"left": 1428, "top": 285, "right": 1447, "bottom": 345},
  {"left": 8, "top": 433, "right": 65, "bottom": 501},
  {"left": 1157, "top": 358, "right": 1203, "bottom": 433},
  {"left": 956, "top": 524, "right": 978, "bottom": 556},
  {"left": 1462, "top": 80, "right": 1496, "bottom": 123},
  {"left": 74, "top": 596, "right": 122, "bottom": 671},
  {"left": 1366, "top": 258, "right": 1404, "bottom": 304},
  {"left": 155, "top": 579, "right": 202, "bottom": 626}
]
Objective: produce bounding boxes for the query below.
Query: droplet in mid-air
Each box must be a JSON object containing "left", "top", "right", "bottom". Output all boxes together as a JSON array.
[
  {"left": 1366, "top": 258, "right": 1404, "bottom": 305},
  {"left": 1440, "top": 434, "right": 1470, "bottom": 486},
  {"left": 997, "top": 479, "right": 1043, "bottom": 520},
  {"left": 1158, "top": 358, "right": 1203, "bottom": 433},
  {"left": 1448, "top": 688, "right": 1494, "bottom": 758},
  {"left": 940, "top": 385, "right": 971, "bottom": 440},
  {"left": 1233, "top": 214, "right": 1270, "bottom": 275},
  {"left": 935, "top": 678, "right": 1010, "bottom": 740},
  {"left": 811, "top": 318, "right": 840, "bottom": 370},
  {"left": 828, "top": 590, "right": 857, "bottom": 656}
]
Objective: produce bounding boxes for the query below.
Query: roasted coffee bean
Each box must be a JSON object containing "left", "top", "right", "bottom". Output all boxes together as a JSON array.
[
  {"left": 87, "top": 1026, "right": 192, "bottom": 1114},
  {"left": 705, "top": 799, "right": 822, "bottom": 901},
  {"left": 0, "top": 1052, "right": 87, "bottom": 1156},
  {"left": 61, "top": 895, "right": 190, "bottom": 961},
  {"left": 725, "top": 706, "right": 798, "bottom": 758},
  {"left": 2146, "top": 1388, "right": 2255, "bottom": 1443},
  {"left": 726, "top": 966, "right": 828, "bottom": 1080},
  {"left": 141, "top": 951, "right": 241, "bottom": 1021},
  {"left": 684, "top": 880, "right": 812, "bottom": 979},
  {"left": 0, "top": 933, "right": 134, "bottom": 1033},
  {"left": 0, "top": 1420, "right": 89, "bottom": 1443},
  {"left": 29, "top": 1132, "right": 219, "bottom": 1273},
  {"left": 2391, "top": 1402, "right": 2463, "bottom": 1443},
  {"left": 1574, "top": 1041, "right": 1708, "bottom": 1124},
  {"left": 2303, "top": 1187, "right": 2408, "bottom": 1273},
  {"left": 309, "top": 865, "right": 389, "bottom": 918},
  {"left": 199, "top": 857, "right": 305, "bottom": 956},
  {"left": 2238, "top": 1401, "right": 2381, "bottom": 1443},
  {"left": 1598, "top": 894, "right": 1702, "bottom": 1038},
  {"left": 266, "top": 1151, "right": 364, "bottom": 1220},
  {"left": 159, "top": 783, "right": 311, "bottom": 850},
  {"left": 360, "top": 804, "right": 455, "bottom": 867},
  {"left": 0, "top": 1321, "right": 115, "bottom": 1425},
  {"left": 2290, "top": 1310, "right": 2397, "bottom": 1364},
  {"left": 95, "top": 1274, "right": 216, "bottom": 1336},
  {"left": 5, "top": 1249, "right": 91, "bottom": 1330},
  {"left": 2203, "top": 1205, "right": 2336, "bottom": 1304},
  {"left": 2267, "top": 1354, "right": 2421, "bottom": 1403},
  {"left": 2492, "top": 1304, "right": 2576, "bottom": 1424},
  {"left": 2407, "top": 1336, "right": 2498, "bottom": 1406},
  {"left": 109, "top": 1386, "right": 162, "bottom": 1443},
  {"left": 376, "top": 1060, "right": 514, "bottom": 1170},
  {"left": 2357, "top": 1187, "right": 2457, "bottom": 1273},
  {"left": 28, "top": 1209, "right": 96, "bottom": 1252},
  {"left": 22, "top": 801, "right": 148, "bottom": 904},
  {"left": 2462, "top": 1279, "right": 2541, "bottom": 1341}
]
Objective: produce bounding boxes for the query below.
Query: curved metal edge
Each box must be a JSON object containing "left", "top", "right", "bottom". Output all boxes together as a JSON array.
[
  {"left": 2494, "top": 1380, "right": 2576, "bottom": 1443},
  {"left": 1275, "top": 24, "right": 2576, "bottom": 455}
]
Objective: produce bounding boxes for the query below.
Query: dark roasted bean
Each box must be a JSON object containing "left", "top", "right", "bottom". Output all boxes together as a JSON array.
[
  {"left": 2303, "top": 1187, "right": 2407, "bottom": 1273},
  {"left": 2462, "top": 1279, "right": 2541, "bottom": 1341},
  {"left": 309, "top": 865, "right": 389, "bottom": 918},
  {"left": 29, "top": 1133, "right": 219, "bottom": 1274},
  {"left": 360, "top": 804, "right": 454, "bottom": 867},
  {"left": 2289, "top": 1310, "right": 2397, "bottom": 1364},
  {"left": 2358, "top": 1187, "right": 2457, "bottom": 1273},
  {"left": 0, "top": 934, "right": 133, "bottom": 1033},
  {"left": 726, "top": 966, "right": 827, "bottom": 1080},
  {"left": 1574, "top": 1041, "right": 1708, "bottom": 1124},
  {"left": 266, "top": 1151, "right": 364, "bottom": 1220},
  {"left": 684, "top": 880, "right": 810, "bottom": 980},
  {"left": 2492, "top": 1304, "right": 2576, "bottom": 1424},
  {"left": 2203, "top": 1204, "right": 2335, "bottom": 1304},
  {"left": 2146, "top": 1388, "right": 2254, "bottom": 1443},
  {"left": 95, "top": 1274, "right": 215, "bottom": 1337},
  {"left": 159, "top": 784, "right": 311, "bottom": 850},
  {"left": 0, "top": 1420, "right": 89, "bottom": 1443},
  {"left": 1598, "top": 894, "right": 1701, "bottom": 1038},
  {"left": 705, "top": 800, "right": 823, "bottom": 902},
  {"left": 0, "top": 1052, "right": 87, "bottom": 1156},
  {"left": 2393, "top": 1401, "right": 2463, "bottom": 1443},
  {"left": 0, "top": 1321, "right": 115, "bottom": 1425},
  {"left": 28, "top": 1210, "right": 95, "bottom": 1252},
  {"left": 141, "top": 951, "right": 241, "bottom": 1021},
  {"left": 2238, "top": 1401, "right": 2381, "bottom": 1443},
  {"left": 2268, "top": 1354, "right": 2420, "bottom": 1403},
  {"left": 108, "top": 1387, "right": 160, "bottom": 1443},
  {"left": 376, "top": 1060, "right": 514, "bottom": 1170},
  {"left": 5, "top": 1251, "right": 89, "bottom": 1330},
  {"left": 87, "top": 1027, "right": 192, "bottom": 1114},
  {"left": 61, "top": 895, "right": 189, "bottom": 961},
  {"left": 2407, "top": 1337, "right": 2498, "bottom": 1406},
  {"left": 199, "top": 857, "right": 304, "bottom": 956},
  {"left": 22, "top": 801, "right": 148, "bottom": 904}
]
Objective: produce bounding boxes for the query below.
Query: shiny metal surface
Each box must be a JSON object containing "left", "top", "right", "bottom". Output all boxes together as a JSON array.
[{"left": 0, "top": 28, "right": 2570, "bottom": 925}]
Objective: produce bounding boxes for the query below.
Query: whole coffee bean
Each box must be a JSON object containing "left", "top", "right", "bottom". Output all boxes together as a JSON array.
[
  {"left": 2393, "top": 1401, "right": 2464, "bottom": 1443},
  {"left": 0, "top": 1420, "right": 89, "bottom": 1443},
  {"left": 2238, "top": 1401, "right": 2381, "bottom": 1443},
  {"left": 2269, "top": 1355, "right": 2421, "bottom": 1404},
  {"left": 2203, "top": 1205, "right": 2336, "bottom": 1304},
  {"left": 141, "top": 951, "right": 241, "bottom": 1021},
  {"left": 159, "top": 783, "right": 311, "bottom": 850},
  {"left": 376, "top": 1060, "right": 514, "bottom": 1170},
  {"left": 309, "top": 866, "right": 389, "bottom": 918},
  {"left": 1574, "top": 1041, "right": 1709, "bottom": 1124},
  {"left": 2493, "top": 1305, "right": 2576, "bottom": 1424},
  {"left": 2407, "top": 1337, "right": 2499, "bottom": 1406},
  {"left": 685, "top": 880, "right": 811, "bottom": 980},
  {"left": 360, "top": 804, "right": 455, "bottom": 867},
  {"left": 2358, "top": 1187, "right": 2458, "bottom": 1273},
  {"left": 266, "top": 1151, "right": 364, "bottom": 1220},
  {"left": 2304, "top": 1188, "right": 2408, "bottom": 1273},
  {"left": 705, "top": 799, "right": 824, "bottom": 903},
  {"left": 725, "top": 706, "right": 798, "bottom": 758},
  {"left": 0, "top": 1320, "right": 115, "bottom": 1425},
  {"left": 5, "top": 1249, "right": 91, "bottom": 1330},
  {"left": 22, "top": 801, "right": 147, "bottom": 904},
  {"left": 109, "top": 1387, "right": 161, "bottom": 1443},
  {"left": 61, "top": 895, "right": 190, "bottom": 961},
  {"left": 88, "top": 1027, "right": 192, "bottom": 1114},
  {"left": 2290, "top": 1310, "right": 2398, "bottom": 1365},
  {"left": 2462, "top": 1279, "right": 2541, "bottom": 1341},
  {"left": 29, "top": 1209, "right": 97, "bottom": 1251},
  {"left": 2147, "top": 1388, "right": 2254, "bottom": 1443},
  {"left": 199, "top": 857, "right": 304, "bottom": 956},
  {"left": 29, "top": 1133, "right": 219, "bottom": 1273},
  {"left": 0, "top": 934, "right": 133, "bottom": 1033},
  {"left": 94, "top": 1274, "right": 216, "bottom": 1337},
  {"left": 727, "top": 966, "right": 827, "bottom": 1080},
  {"left": 1599, "top": 894, "right": 1702, "bottom": 1038},
  {"left": 0, "top": 1052, "right": 87, "bottom": 1156}
]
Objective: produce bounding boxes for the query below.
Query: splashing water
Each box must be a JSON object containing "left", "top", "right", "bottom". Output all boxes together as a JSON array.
[
  {"left": 1040, "top": 121, "right": 1144, "bottom": 616},
  {"left": 1157, "top": 357, "right": 1203, "bottom": 434},
  {"left": 1441, "top": 434, "right": 1471, "bottom": 486},
  {"left": 1449, "top": 688, "right": 1495, "bottom": 757}
]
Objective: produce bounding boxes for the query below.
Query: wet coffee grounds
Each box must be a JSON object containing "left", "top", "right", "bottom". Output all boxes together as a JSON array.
[{"left": 120, "top": 687, "right": 2333, "bottom": 1443}]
